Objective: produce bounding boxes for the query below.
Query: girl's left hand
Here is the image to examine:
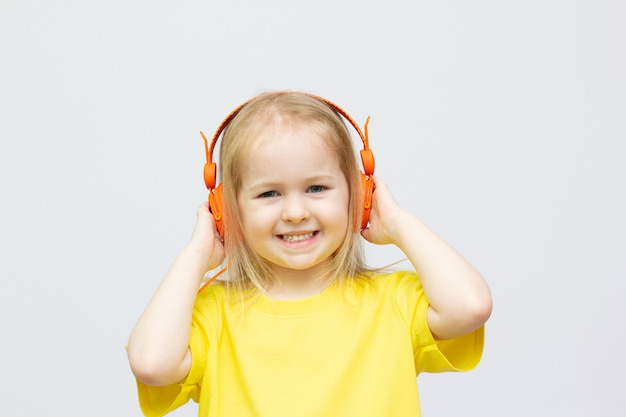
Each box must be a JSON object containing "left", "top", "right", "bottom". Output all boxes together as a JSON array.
[{"left": 360, "top": 176, "right": 409, "bottom": 246}]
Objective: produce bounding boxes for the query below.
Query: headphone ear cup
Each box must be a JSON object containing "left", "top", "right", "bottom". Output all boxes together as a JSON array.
[
  {"left": 208, "top": 183, "right": 225, "bottom": 239},
  {"left": 360, "top": 173, "right": 374, "bottom": 229}
]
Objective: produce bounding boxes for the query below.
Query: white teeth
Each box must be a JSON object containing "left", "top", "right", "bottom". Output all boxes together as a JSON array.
[{"left": 281, "top": 232, "right": 314, "bottom": 242}]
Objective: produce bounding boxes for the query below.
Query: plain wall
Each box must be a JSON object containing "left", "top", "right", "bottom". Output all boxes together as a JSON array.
[{"left": 1, "top": 1, "right": 625, "bottom": 416}]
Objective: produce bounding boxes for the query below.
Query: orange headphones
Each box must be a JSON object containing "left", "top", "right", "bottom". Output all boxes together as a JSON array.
[{"left": 200, "top": 93, "right": 375, "bottom": 240}]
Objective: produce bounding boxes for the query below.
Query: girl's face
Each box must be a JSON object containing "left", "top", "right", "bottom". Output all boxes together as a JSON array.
[{"left": 236, "top": 120, "right": 350, "bottom": 285}]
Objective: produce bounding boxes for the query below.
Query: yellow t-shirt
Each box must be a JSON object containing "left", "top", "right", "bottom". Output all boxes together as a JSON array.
[{"left": 136, "top": 271, "right": 484, "bottom": 417}]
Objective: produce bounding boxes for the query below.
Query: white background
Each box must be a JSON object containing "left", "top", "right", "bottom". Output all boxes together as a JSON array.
[{"left": 1, "top": 1, "right": 625, "bottom": 416}]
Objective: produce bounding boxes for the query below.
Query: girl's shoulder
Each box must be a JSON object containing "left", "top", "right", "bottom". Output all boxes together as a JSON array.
[
  {"left": 362, "top": 269, "right": 423, "bottom": 291},
  {"left": 193, "top": 279, "right": 229, "bottom": 314},
  {"left": 346, "top": 270, "right": 429, "bottom": 331},
  {"left": 348, "top": 270, "right": 425, "bottom": 307}
]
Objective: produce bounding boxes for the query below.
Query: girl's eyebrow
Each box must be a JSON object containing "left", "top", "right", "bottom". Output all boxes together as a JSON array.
[
  {"left": 303, "top": 174, "right": 338, "bottom": 182},
  {"left": 246, "top": 181, "right": 280, "bottom": 191},
  {"left": 246, "top": 174, "right": 338, "bottom": 190}
]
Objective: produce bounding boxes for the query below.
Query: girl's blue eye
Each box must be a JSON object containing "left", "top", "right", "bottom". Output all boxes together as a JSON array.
[
  {"left": 308, "top": 185, "right": 326, "bottom": 193},
  {"left": 259, "top": 191, "right": 278, "bottom": 198}
]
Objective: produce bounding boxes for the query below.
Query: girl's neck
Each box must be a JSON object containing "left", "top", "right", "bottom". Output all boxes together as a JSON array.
[{"left": 266, "top": 267, "right": 332, "bottom": 300}]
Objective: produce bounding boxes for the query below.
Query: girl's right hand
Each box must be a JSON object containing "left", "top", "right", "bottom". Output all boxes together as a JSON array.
[
  {"left": 360, "top": 176, "right": 407, "bottom": 246},
  {"left": 187, "top": 202, "right": 226, "bottom": 270}
]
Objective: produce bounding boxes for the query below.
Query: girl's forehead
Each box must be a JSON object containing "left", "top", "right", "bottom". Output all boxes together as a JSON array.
[
  {"left": 240, "top": 123, "right": 341, "bottom": 173},
  {"left": 245, "top": 118, "right": 335, "bottom": 150}
]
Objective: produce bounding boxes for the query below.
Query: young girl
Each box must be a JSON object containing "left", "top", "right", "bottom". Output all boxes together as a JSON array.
[{"left": 127, "top": 91, "right": 492, "bottom": 417}]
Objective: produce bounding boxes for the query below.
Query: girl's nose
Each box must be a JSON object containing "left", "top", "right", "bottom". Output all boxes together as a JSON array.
[{"left": 281, "top": 195, "right": 310, "bottom": 223}]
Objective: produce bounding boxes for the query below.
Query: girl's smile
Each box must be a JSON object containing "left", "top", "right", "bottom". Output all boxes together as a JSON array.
[{"left": 278, "top": 231, "right": 318, "bottom": 245}]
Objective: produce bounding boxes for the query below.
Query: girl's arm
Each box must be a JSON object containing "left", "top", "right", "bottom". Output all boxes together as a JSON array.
[
  {"left": 361, "top": 177, "right": 492, "bottom": 340},
  {"left": 127, "top": 203, "right": 225, "bottom": 386}
]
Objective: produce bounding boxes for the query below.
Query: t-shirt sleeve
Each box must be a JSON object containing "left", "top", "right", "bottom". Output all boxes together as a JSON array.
[
  {"left": 415, "top": 321, "right": 484, "bottom": 373},
  {"left": 135, "top": 311, "right": 209, "bottom": 417},
  {"left": 398, "top": 271, "right": 485, "bottom": 374}
]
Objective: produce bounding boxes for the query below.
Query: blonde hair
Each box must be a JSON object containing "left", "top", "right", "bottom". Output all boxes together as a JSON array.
[{"left": 218, "top": 91, "right": 369, "bottom": 295}]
